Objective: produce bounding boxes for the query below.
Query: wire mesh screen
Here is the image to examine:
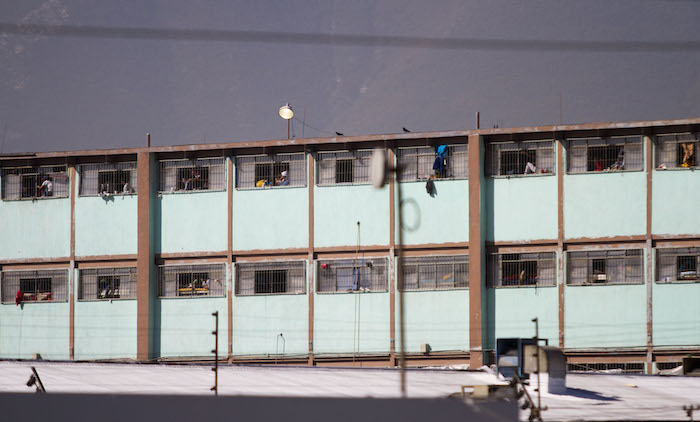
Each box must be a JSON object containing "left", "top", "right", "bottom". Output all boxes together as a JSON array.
[
  {"left": 567, "top": 362, "right": 645, "bottom": 374},
  {"left": 235, "top": 153, "right": 306, "bottom": 189},
  {"left": 657, "top": 247, "right": 700, "bottom": 283},
  {"left": 317, "top": 150, "right": 372, "bottom": 185},
  {"left": 317, "top": 258, "right": 388, "bottom": 293},
  {"left": 79, "top": 162, "right": 137, "bottom": 196},
  {"left": 78, "top": 267, "right": 137, "bottom": 301},
  {"left": 487, "top": 252, "right": 556, "bottom": 287},
  {"left": 235, "top": 261, "right": 306, "bottom": 296},
  {"left": 1, "top": 269, "right": 69, "bottom": 303},
  {"left": 1, "top": 165, "right": 69, "bottom": 200},
  {"left": 159, "top": 158, "right": 226, "bottom": 192},
  {"left": 656, "top": 133, "right": 698, "bottom": 169},
  {"left": 567, "top": 136, "right": 643, "bottom": 173},
  {"left": 159, "top": 264, "right": 226, "bottom": 298},
  {"left": 567, "top": 249, "right": 643, "bottom": 285},
  {"left": 485, "top": 141, "right": 554, "bottom": 176},
  {"left": 400, "top": 255, "right": 469, "bottom": 291},
  {"left": 397, "top": 145, "right": 468, "bottom": 181}
]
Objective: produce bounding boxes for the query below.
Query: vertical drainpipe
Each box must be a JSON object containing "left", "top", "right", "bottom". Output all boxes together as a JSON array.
[
  {"left": 136, "top": 147, "right": 153, "bottom": 361},
  {"left": 227, "top": 154, "right": 234, "bottom": 359},
  {"left": 468, "top": 133, "right": 485, "bottom": 367},
  {"left": 68, "top": 163, "right": 76, "bottom": 360},
  {"left": 307, "top": 150, "right": 315, "bottom": 365},
  {"left": 556, "top": 135, "right": 565, "bottom": 348},
  {"left": 388, "top": 148, "right": 396, "bottom": 366},
  {"left": 645, "top": 132, "right": 654, "bottom": 374}
]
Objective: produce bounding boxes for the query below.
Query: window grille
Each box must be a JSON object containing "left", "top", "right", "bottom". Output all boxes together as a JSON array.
[
  {"left": 78, "top": 267, "right": 137, "bottom": 301},
  {"left": 567, "top": 249, "right": 643, "bottom": 286},
  {"left": 397, "top": 145, "right": 468, "bottom": 181},
  {"left": 317, "top": 150, "right": 372, "bottom": 186},
  {"left": 317, "top": 258, "right": 388, "bottom": 293},
  {"left": 1, "top": 269, "right": 69, "bottom": 303},
  {"left": 656, "top": 362, "right": 682, "bottom": 370},
  {"left": 657, "top": 247, "right": 700, "bottom": 283},
  {"left": 158, "top": 264, "right": 226, "bottom": 298},
  {"left": 485, "top": 141, "right": 554, "bottom": 176},
  {"left": 235, "top": 153, "right": 306, "bottom": 189},
  {"left": 656, "top": 133, "right": 699, "bottom": 169},
  {"left": 235, "top": 261, "right": 306, "bottom": 296},
  {"left": 487, "top": 252, "right": 556, "bottom": 287},
  {"left": 159, "top": 158, "right": 226, "bottom": 193},
  {"left": 1, "top": 165, "right": 69, "bottom": 200},
  {"left": 79, "top": 162, "right": 137, "bottom": 196},
  {"left": 567, "top": 136, "right": 643, "bottom": 173},
  {"left": 400, "top": 255, "right": 469, "bottom": 291},
  {"left": 567, "top": 362, "right": 645, "bottom": 374}
]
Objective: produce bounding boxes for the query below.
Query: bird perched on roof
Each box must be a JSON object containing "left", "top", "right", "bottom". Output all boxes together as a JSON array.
[
  {"left": 335, "top": 132, "right": 344, "bottom": 136},
  {"left": 402, "top": 127, "right": 411, "bottom": 133}
]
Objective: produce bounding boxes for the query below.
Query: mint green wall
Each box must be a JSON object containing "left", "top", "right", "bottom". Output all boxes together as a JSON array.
[
  {"left": 153, "top": 297, "right": 228, "bottom": 358},
  {"left": 0, "top": 199, "right": 70, "bottom": 259},
  {"left": 484, "top": 287, "right": 559, "bottom": 349},
  {"left": 157, "top": 191, "right": 227, "bottom": 253},
  {"left": 313, "top": 293, "right": 389, "bottom": 354},
  {"left": 484, "top": 176, "right": 557, "bottom": 242},
  {"left": 233, "top": 188, "right": 308, "bottom": 250},
  {"left": 564, "top": 172, "right": 646, "bottom": 239},
  {"left": 653, "top": 283, "right": 700, "bottom": 347},
  {"left": 396, "top": 180, "right": 468, "bottom": 245},
  {"left": 565, "top": 284, "right": 646, "bottom": 348},
  {"left": 233, "top": 294, "right": 308, "bottom": 355},
  {"left": 399, "top": 290, "right": 469, "bottom": 352},
  {"left": 315, "top": 185, "right": 389, "bottom": 248},
  {"left": 652, "top": 171, "right": 700, "bottom": 236},
  {"left": 74, "top": 300, "right": 137, "bottom": 360},
  {"left": 0, "top": 302, "right": 69, "bottom": 360},
  {"left": 75, "top": 196, "right": 138, "bottom": 256}
]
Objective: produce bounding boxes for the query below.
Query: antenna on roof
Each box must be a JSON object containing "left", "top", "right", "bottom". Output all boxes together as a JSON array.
[{"left": 147, "top": 133, "right": 151, "bottom": 148}]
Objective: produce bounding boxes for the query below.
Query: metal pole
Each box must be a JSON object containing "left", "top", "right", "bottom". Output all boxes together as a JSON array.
[
  {"left": 31, "top": 367, "right": 46, "bottom": 393},
  {"left": 396, "top": 172, "right": 407, "bottom": 398},
  {"left": 211, "top": 311, "right": 219, "bottom": 396},
  {"left": 475, "top": 112, "right": 480, "bottom": 129},
  {"left": 532, "top": 317, "right": 542, "bottom": 415},
  {"left": 287, "top": 119, "right": 290, "bottom": 139}
]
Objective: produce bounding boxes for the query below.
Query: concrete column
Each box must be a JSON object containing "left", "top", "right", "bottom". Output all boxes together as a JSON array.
[
  {"left": 468, "top": 134, "right": 486, "bottom": 367},
  {"left": 136, "top": 150, "right": 155, "bottom": 361}
]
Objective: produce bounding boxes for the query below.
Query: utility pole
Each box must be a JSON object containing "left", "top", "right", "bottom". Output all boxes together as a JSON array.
[{"left": 211, "top": 311, "right": 219, "bottom": 396}]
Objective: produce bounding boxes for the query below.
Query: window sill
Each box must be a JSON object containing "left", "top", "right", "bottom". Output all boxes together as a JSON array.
[
  {"left": 2, "top": 300, "right": 68, "bottom": 305},
  {"left": 566, "top": 169, "right": 643, "bottom": 175},
  {"left": 77, "top": 298, "right": 136, "bottom": 302},
  {"left": 654, "top": 167, "right": 698, "bottom": 172},
  {"left": 159, "top": 189, "right": 226, "bottom": 195},
  {"left": 398, "top": 176, "right": 468, "bottom": 183},
  {"left": 1, "top": 196, "right": 69, "bottom": 202},
  {"left": 566, "top": 282, "right": 644, "bottom": 287},
  {"left": 234, "top": 291, "right": 306, "bottom": 297},
  {"left": 316, "top": 289, "right": 388, "bottom": 295},
  {"left": 78, "top": 193, "right": 137, "bottom": 198},
  {"left": 235, "top": 184, "right": 307, "bottom": 191},
  {"left": 654, "top": 279, "right": 700, "bottom": 285},
  {"left": 157, "top": 294, "right": 226, "bottom": 300},
  {"left": 488, "top": 172, "right": 555, "bottom": 179},
  {"left": 317, "top": 182, "right": 372, "bottom": 187},
  {"left": 487, "top": 284, "right": 556, "bottom": 289},
  {"left": 400, "top": 287, "right": 469, "bottom": 292}
]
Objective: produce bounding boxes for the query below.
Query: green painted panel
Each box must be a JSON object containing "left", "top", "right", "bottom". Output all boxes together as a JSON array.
[
  {"left": 74, "top": 300, "right": 137, "bottom": 360},
  {"left": 157, "top": 191, "right": 227, "bottom": 253},
  {"left": 314, "top": 292, "right": 389, "bottom": 354},
  {"left": 233, "top": 294, "right": 307, "bottom": 356},
  {"left": 75, "top": 196, "right": 138, "bottom": 256},
  {"left": 484, "top": 176, "right": 557, "bottom": 242},
  {"left": 0, "top": 302, "right": 69, "bottom": 360},
  {"left": 0, "top": 199, "right": 70, "bottom": 259},
  {"left": 154, "top": 297, "right": 228, "bottom": 358},
  {"left": 565, "top": 284, "right": 646, "bottom": 348},
  {"left": 652, "top": 283, "right": 700, "bottom": 347},
  {"left": 399, "top": 289, "right": 469, "bottom": 352},
  {"left": 564, "top": 172, "right": 646, "bottom": 239},
  {"left": 652, "top": 171, "right": 700, "bottom": 236}
]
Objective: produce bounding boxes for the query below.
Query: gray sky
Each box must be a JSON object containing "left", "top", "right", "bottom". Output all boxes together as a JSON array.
[{"left": 1, "top": 0, "right": 699, "bottom": 153}]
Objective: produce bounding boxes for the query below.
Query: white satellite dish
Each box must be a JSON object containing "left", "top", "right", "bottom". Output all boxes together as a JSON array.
[{"left": 371, "top": 148, "right": 387, "bottom": 189}]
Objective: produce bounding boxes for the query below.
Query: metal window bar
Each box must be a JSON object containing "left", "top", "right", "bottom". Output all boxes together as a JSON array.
[
  {"left": 78, "top": 267, "right": 137, "bottom": 301},
  {"left": 317, "top": 150, "right": 372, "bottom": 186},
  {"left": 397, "top": 145, "right": 468, "bottom": 181},
  {"left": 317, "top": 258, "right": 388, "bottom": 293},
  {"left": 159, "top": 264, "right": 226, "bottom": 298},
  {"left": 159, "top": 158, "right": 226, "bottom": 193},
  {"left": 485, "top": 141, "right": 555, "bottom": 176},
  {"left": 657, "top": 247, "right": 700, "bottom": 283},
  {"left": 235, "top": 153, "right": 306, "bottom": 189},
  {"left": 1, "top": 269, "right": 69, "bottom": 303},
  {"left": 235, "top": 261, "right": 306, "bottom": 296},
  {"left": 567, "top": 249, "right": 643, "bottom": 286},
  {"left": 487, "top": 252, "right": 556, "bottom": 287},
  {"left": 567, "top": 136, "right": 643, "bottom": 173},
  {"left": 567, "top": 362, "right": 645, "bottom": 374},
  {"left": 1, "top": 165, "right": 69, "bottom": 200},
  {"left": 656, "top": 133, "right": 699, "bottom": 169},
  {"left": 79, "top": 162, "right": 137, "bottom": 196},
  {"left": 656, "top": 362, "right": 682, "bottom": 370},
  {"left": 400, "top": 255, "right": 469, "bottom": 291}
]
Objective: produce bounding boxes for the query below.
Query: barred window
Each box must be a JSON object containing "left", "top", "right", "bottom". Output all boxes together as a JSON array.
[
  {"left": 235, "top": 153, "right": 305, "bottom": 189},
  {"left": 487, "top": 252, "right": 556, "bottom": 287},
  {"left": 400, "top": 255, "right": 469, "bottom": 291},
  {"left": 159, "top": 264, "right": 226, "bottom": 298},
  {"left": 397, "top": 145, "right": 468, "bottom": 181},
  {"left": 1, "top": 269, "right": 69, "bottom": 303},
  {"left": 79, "top": 162, "right": 137, "bottom": 196},
  {"left": 485, "top": 141, "right": 554, "bottom": 176},
  {"left": 567, "top": 249, "right": 643, "bottom": 286},
  {"left": 657, "top": 248, "right": 700, "bottom": 283},
  {"left": 568, "top": 136, "right": 643, "bottom": 173},
  {"left": 235, "top": 261, "right": 306, "bottom": 296},
  {"left": 317, "top": 258, "right": 388, "bottom": 293},
  {"left": 1, "top": 165, "right": 69, "bottom": 200},
  {"left": 656, "top": 133, "right": 698, "bottom": 169},
  {"left": 159, "top": 158, "right": 226, "bottom": 193},
  {"left": 78, "top": 267, "right": 137, "bottom": 301},
  {"left": 317, "top": 150, "right": 372, "bottom": 186}
]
